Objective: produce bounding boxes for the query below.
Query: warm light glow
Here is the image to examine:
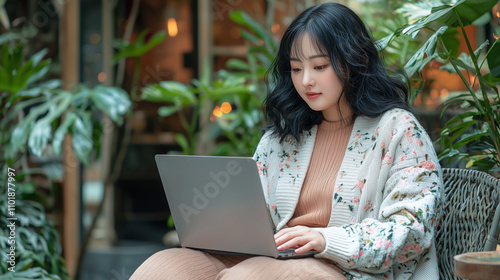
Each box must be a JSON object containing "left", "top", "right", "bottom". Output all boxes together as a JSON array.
[
  {"left": 167, "top": 18, "right": 178, "bottom": 37},
  {"left": 440, "top": 89, "right": 449, "bottom": 99},
  {"left": 496, "top": 11, "right": 500, "bottom": 18},
  {"left": 272, "top": 23, "right": 280, "bottom": 33},
  {"left": 220, "top": 102, "right": 232, "bottom": 114},
  {"left": 97, "top": 72, "right": 107, "bottom": 83},
  {"left": 212, "top": 106, "right": 223, "bottom": 118},
  {"left": 494, "top": 33, "right": 499, "bottom": 40}
]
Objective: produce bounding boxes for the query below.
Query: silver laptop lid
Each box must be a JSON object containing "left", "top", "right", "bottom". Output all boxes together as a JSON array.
[{"left": 155, "top": 155, "right": 279, "bottom": 257}]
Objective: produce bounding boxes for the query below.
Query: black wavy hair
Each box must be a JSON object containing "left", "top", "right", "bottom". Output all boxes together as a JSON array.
[{"left": 265, "top": 2, "right": 410, "bottom": 142}]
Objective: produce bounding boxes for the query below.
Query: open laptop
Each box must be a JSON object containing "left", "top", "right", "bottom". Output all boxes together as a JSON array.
[{"left": 154, "top": 154, "right": 316, "bottom": 259}]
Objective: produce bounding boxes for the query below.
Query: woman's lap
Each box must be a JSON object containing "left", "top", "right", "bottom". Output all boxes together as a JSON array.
[{"left": 130, "top": 247, "right": 346, "bottom": 280}]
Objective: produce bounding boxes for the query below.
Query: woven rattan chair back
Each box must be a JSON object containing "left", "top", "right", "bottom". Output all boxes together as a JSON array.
[{"left": 435, "top": 168, "right": 500, "bottom": 279}]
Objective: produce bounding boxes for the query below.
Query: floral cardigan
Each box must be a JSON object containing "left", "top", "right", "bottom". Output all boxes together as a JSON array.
[{"left": 253, "top": 109, "right": 443, "bottom": 280}]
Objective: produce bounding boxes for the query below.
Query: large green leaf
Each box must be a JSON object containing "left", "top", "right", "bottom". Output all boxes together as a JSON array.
[
  {"left": 226, "top": 58, "right": 250, "bottom": 71},
  {"left": 175, "top": 133, "right": 190, "bottom": 154},
  {"left": 113, "top": 30, "right": 166, "bottom": 63},
  {"left": 0, "top": 45, "right": 50, "bottom": 93},
  {"left": 487, "top": 39, "right": 500, "bottom": 78},
  {"left": 71, "top": 114, "right": 94, "bottom": 164},
  {"left": 27, "top": 92, "right": 72, "bottom": 157},
  {"left": 89, "top": 86, "right": 131, "bottom": 125},
  {"left": 52, "top": 112, "right": 77, "bottom": 156},
  {"left": 142, "top": 81, "right": 196, "bottom": 106},
  {"left": 401, "top": 0, "right": 497, "bottom": 38},
  {"left": 28, "top": 121, "right": 52, "bottom": 158},
  {"left": 453, "top": 130, "right": 489, "bottom": 149},
  {"left": 403, "top": 25, "right": 449, "bottom": 78},
  {"left": 158, "top": 105, "right": 182, "bottom": 117},
  {"left": 229, "top": 10, "right": 277, "bottom": 50}
]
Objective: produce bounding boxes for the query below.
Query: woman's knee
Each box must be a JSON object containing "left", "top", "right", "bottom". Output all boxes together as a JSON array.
[{"left": 130, "top": 248, "right": 215, "bottom": 280}]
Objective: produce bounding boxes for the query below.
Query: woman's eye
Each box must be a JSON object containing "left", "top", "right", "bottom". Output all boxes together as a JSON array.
[
  {"left": 315, "top": 65, "right": 327, "bottom": 70},
  {"left": 291, "top": 68, "right": 301, "bottom": 72}
]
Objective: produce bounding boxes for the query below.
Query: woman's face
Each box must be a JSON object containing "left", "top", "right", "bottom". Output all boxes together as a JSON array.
[{"left": 290, "top": 32, "right": 351, "bottom": 122}]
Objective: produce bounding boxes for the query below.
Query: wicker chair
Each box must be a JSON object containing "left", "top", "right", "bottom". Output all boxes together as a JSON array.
[{"left": 435, "top": 168, "right": 500, "bottom": 279}]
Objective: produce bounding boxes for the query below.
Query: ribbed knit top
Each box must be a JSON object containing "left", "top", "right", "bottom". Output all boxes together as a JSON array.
[{"left": 287, "top": 119, "right": 354, "bottom": 228}]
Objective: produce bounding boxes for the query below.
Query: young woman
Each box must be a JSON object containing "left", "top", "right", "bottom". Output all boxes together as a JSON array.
[{"left": 131, "top": 3, "right": 442, "bottom": 279}]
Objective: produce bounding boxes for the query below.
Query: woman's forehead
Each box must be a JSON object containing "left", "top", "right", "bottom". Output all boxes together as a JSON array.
[{"left": 290, "top": 32, "right": 328, "bottom": 60}]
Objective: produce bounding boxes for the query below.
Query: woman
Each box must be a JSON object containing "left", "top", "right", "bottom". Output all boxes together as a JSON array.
[{"left": 131, "top": 3, "right": 442, "bottom": 279}]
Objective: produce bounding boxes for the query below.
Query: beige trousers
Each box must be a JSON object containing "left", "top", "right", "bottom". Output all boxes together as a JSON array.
[{"left": 130, "top": 248, "right": 347, "bottom": 280}]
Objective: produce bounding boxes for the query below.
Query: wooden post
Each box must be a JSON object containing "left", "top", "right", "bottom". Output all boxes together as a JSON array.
[
  {"left": 101, "top": 0, "right": 117, "bottom": 246},
  {"left": 60, "top": 0, "right": 80, "bottom": 277}
]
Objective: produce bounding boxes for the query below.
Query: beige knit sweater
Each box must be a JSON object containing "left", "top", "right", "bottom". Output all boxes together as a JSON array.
[{"left": 288, "top": 119, "right": 354, "bottom": 228}]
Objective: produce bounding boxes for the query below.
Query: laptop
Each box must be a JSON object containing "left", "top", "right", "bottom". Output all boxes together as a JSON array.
[{"left": 154, "top": 154, "right": 316, "bottom": 259}]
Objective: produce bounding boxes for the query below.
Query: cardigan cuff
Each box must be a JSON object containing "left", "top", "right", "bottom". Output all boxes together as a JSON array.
[{"left": 312, "top": 226, "right": 357, "bottom": 269}]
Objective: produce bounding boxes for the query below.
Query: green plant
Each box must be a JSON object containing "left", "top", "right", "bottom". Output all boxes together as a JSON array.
[
  {"left": 0, "top": 41, "right": 130, "bottom": 278},
  {"left": 380, "top": 0, "right": 500, "bottom": 175},
  {"left": 362, "top": 0, "right": 426, "bottom": 105},
  {"left": 143, "top": 10, "right": 277, "bottom": 156}
]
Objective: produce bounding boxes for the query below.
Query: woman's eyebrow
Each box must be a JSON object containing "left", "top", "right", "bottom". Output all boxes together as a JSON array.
[{"left": 290, "top": 54, "right": 329, "bottom": 61}]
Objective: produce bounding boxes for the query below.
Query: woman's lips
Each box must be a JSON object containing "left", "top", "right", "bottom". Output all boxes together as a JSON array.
[{"left": 305, "top": 92, "right": 321, "bottom": 99}]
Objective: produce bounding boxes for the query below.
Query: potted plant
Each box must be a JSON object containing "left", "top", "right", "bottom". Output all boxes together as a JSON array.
[
  {"left": 0, "top": 41, "right": 131, "bottom": 278},
  {"left": 379, "top": 0, "right": 500, "bottom": 175}
]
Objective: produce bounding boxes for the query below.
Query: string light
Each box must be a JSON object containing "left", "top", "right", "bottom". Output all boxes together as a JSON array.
[
  {"left": 167, "top": 18, "right": 178, "bottom": 37},
  {"left": 97, "top": 72, "right": 107, "bottom": 83}
]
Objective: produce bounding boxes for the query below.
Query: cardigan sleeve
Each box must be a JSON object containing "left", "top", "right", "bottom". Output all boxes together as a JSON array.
[
  {"left": 313, "top": 112, "right": 442, "bottom": 275},
  {"left": 252, "top": 130, "right": 274, "bottom": 202}
]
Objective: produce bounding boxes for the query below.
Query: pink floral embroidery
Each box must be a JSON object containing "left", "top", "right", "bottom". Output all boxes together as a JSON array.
[
  {"left": 382, "top": 153, "right": 392, "bottom": 165},
  {"left": 420, "top": 160, "right": 435, "bottom": 170},
  {"left": 385, "top": 240, "right": 391, "bottom": 250},
  {"left": 367, "top": 225, "right": 376, "bottom": 235},
  {"left": 364, "top": 200, "right": 373, "bottom": 211},
  {"left": 401, "top": 155, "right": 407, "bottom": 161},
  {"left": 373, "top": 237, "right": 383, "bottom": 249},
  {"left": 415, "top": 138, "right": 423, "bottom": 146},
  {"left": 384, "top": 254, "right": 391, "bottom": 267},
  {"left": 406, "top": 130, "right": 413, "bottom": 143},
  {"left": 353, "top": 197, "right": 359, "bottom": 204},
  {"left": 356, "top": 179, "right": 366, "bottom": 189}
]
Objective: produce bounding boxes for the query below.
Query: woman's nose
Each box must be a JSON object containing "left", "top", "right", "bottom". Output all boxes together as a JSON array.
[{"left": 302, "top": 71, "right": 315, "bottom": 87}]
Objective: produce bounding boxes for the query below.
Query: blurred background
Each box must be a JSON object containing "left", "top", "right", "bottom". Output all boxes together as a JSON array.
[{"left": 1, "top": 0, "right": 499, "bottom": 279}]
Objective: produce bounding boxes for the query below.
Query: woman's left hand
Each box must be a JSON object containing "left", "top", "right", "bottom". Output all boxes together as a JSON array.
[{"left": 274, "top": 225, "right": 326, "bottom": 254}]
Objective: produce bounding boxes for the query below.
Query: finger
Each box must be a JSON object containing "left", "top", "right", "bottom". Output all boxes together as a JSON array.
[
  {"left": 274, "top": 226, "right": 307, "bottom": 240},
  {"left": 294, "top": 242, "right": 313, "bottom": 254},
  {"left": 277, "top": 236, "right": 310, "bottom": 251},
  {"left": 274, "top": 227, "right": 296, "bottom": 239},
  {"left": 275, "top": 229, "right": 305, "bottom": 247}
]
